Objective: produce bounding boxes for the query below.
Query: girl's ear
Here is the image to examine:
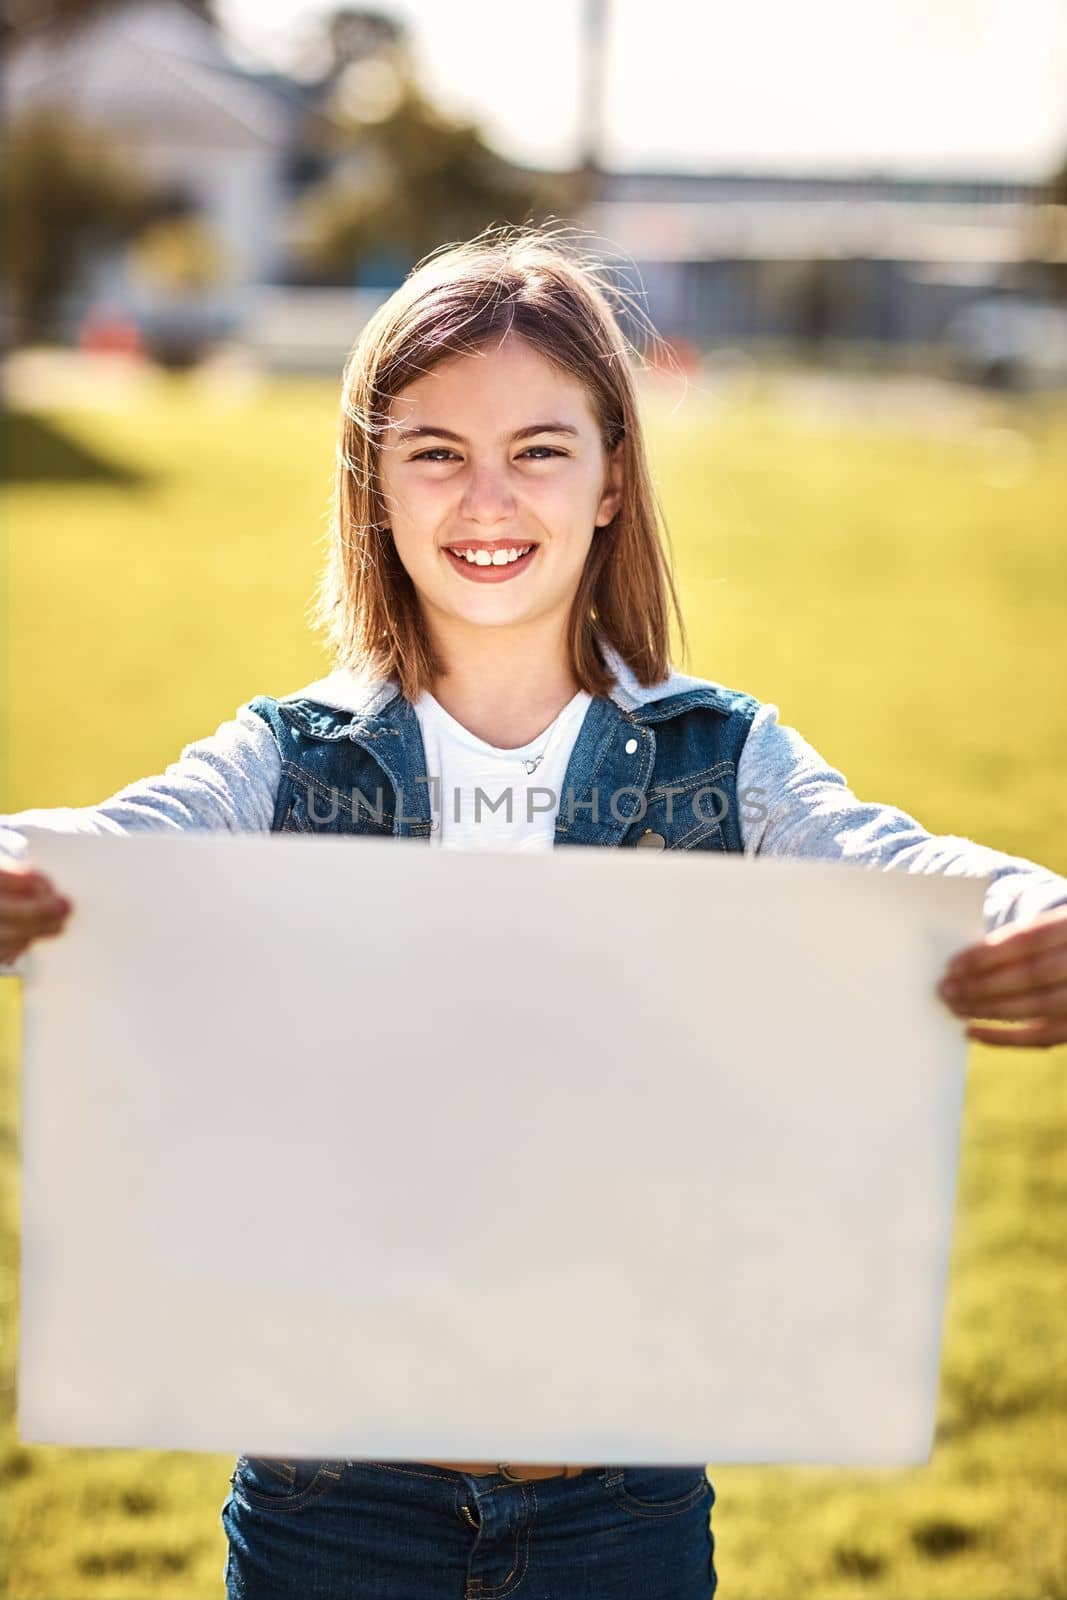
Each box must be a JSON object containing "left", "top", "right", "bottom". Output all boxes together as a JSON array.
[{"left": 594, "top": 439, "right": 625, "bottom": 528}]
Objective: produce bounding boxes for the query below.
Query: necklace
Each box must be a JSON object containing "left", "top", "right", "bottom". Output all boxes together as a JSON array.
[
  {"left": 517, "top": 692, "right": 584, "bottom": 775},
  {"left": 427, "top": 688, "right": 581, "bottom": 777}
]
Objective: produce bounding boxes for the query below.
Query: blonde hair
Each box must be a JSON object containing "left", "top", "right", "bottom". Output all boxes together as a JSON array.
[{"left": 310, "top": 224, "right": 687, "bottom": 701}]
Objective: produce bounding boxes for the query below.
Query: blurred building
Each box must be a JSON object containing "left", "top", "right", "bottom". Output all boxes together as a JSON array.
[
  {"left": 586, "top": 170, "right": 1063, "bottom": 367},
  {"left": 3, "top": 0, "right": 308, "bottom": 300},
  {"left": 3, "top": 0, "right": 1064, "bottom": 380}
]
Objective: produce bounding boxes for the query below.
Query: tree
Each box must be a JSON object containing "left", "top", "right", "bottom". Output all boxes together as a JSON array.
[
  {"left": 0, "top": 108, "right": 160, "bottom": 342},
  {"left": 291, "top": 77, "right": 576, "bottom": 284},
  {"left": 323, "top": 6, "right": 404, "bottom": 75},
  {"left": 1, "top": 0, "right": 215, "bottom": 47}
]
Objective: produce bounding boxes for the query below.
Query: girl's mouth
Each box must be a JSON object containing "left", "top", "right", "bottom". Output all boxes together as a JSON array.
[{"left": 442, "top": 542, "right": 538, "bottom": 583}]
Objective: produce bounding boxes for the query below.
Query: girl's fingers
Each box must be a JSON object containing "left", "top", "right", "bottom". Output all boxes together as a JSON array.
[
  {"left": 944, "top": 908, "right": 1067, "bottom": 981},
  {"left": 965, "top": 1017, "right": 1067, "bottom": 1049},
  {"left": 941, "top": 979, "right": 1067, "bottom": 1023},
  {"left": 0, "top": 906, "right": 70, "bottom": 962},
  {"left": 2, "top": 866, "right": 60, "bottom": 894},
  {"left": 940, "top": 944, "right": 1067, "bottom": 1004},
  {"left": 0, "top": 911, "right": 71, "bottom": 952},
  {"left": 0, "top": 869, "right": 73, "bottom": 960},
  {"left": 0, "top": 921, "right": 69, "bottom": 947},
  {"left": 0, "top": 869, "right": 70, "bottom": 903},
  {"left": 939, "top": 911, "right": 1067, "bottom": 1029},
  {"left": 0, "top": 896, "right": 71, "bottom": 929}
]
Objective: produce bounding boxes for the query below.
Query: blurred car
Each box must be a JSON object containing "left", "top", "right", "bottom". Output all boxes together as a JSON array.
[
  {"left": 944, "top": 297, "right": 1067, "bottom": 391},
  {"left": 134, "top": 300, "right": 243, "bottom": 371},
  {"left": 77, "top": 298, "right": 243, "bottom": 371}
]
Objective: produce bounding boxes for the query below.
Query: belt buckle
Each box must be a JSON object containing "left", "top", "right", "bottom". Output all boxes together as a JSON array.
[{"left": 497, "top": 1462, "right": 577, "bottom": 1482}]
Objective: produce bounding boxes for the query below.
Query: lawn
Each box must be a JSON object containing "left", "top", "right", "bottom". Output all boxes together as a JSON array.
[{"left": 2, "top": 361, "right": 1065, "bottom": 1597}]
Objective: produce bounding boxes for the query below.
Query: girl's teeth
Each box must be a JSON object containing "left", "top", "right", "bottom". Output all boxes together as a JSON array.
[{"left": 455, "top": 545, "right": 531, "bottom": 566}]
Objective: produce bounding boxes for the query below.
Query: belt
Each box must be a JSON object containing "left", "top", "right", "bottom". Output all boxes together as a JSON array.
[{"left": 424, "top": 1461, "right": 588, "bottom": 1481}]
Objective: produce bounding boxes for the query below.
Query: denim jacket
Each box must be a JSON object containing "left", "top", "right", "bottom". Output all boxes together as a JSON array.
[
  {"left": 3, "top": 638, "right": 1067, "bottom": 977},
  {"left": 245, "top": 673, "right": 759, "bottom": 853}
]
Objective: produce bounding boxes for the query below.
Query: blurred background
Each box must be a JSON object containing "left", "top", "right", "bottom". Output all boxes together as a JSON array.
[
  {"left": 2, "top": 1, "right": 1065, "bottom": 1596},
  {"left": 2, "top": 0, "right": 1066, "bottom": 382}
]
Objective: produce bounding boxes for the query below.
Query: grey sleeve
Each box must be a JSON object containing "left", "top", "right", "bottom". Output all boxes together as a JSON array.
[
  {"left": 0, "top": 702, "right": 282, "bottom": 976},
  {"left": 738, "top": 700, "right": 1067, "bottom": 933}
]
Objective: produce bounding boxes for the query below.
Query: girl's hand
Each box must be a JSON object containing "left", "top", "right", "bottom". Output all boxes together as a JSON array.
[
  {"left": 0, "top": 862, "right": 73, "bottom": 964},
  {"left": 937, "top": 905, "right": 1067, "bottom": 1048}
]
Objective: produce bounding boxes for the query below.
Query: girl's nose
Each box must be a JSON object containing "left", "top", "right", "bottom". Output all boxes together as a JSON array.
[{"left": 460, "top": 466, "right": 516, "bottom": 525}]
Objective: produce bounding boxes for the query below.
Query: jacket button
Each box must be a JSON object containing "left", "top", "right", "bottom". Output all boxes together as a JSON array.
[
  {"left": 636, "top": 830, "right": 666, "bottom": 849},
  {"left": 624, "top": 737, "right": 638, "bottom": 754}
]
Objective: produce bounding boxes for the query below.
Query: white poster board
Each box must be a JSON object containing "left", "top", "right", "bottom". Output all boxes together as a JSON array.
[{"left": 16, "top": 833, "right": 984, "bottom": 1465}]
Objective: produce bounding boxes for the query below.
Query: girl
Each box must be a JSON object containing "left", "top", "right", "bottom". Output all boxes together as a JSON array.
[{"left": 2, "top": 227, "right": 1066, "bottom": 1600}]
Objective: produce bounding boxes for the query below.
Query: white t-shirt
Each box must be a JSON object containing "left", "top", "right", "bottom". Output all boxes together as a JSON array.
[{"left": 411, "top": 688, "right": 593, "bottom": 851}]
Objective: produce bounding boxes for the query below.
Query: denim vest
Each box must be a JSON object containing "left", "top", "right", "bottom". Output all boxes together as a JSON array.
[{"left": 245, "top": 681, "right": 760, "bottom": 852}]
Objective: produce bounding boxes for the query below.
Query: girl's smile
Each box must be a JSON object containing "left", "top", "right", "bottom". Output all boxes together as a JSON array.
[{"left": 441, "top": 538, "right": 539, "bottom": 582}]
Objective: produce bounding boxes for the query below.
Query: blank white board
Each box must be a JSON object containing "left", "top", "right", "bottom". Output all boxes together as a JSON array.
[{"left": 16, "top": 832, "right": 985, "bottom": 1464}]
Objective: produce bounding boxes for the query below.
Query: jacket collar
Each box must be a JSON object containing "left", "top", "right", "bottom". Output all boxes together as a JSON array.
[{"left": 274, "top": 637, "right": 745, "bottom": 844}]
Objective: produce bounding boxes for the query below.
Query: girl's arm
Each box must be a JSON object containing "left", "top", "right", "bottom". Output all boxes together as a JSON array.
[
  {"left": 0, "top": 702, "right": 283, "bottom": 975},
  {"left": 739, "top": 701, "right": 1067, "bottom": 930}
]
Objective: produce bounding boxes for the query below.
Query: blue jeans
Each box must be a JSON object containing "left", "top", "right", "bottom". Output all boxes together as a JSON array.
[{"left": 222, "top": 1456, "right": 718, "bottom": 1598}]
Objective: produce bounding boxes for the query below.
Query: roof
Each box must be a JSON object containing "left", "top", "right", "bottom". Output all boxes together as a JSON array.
[
  {"left": 3, "top": 0, "right": 301, "bottom": 148},
  {"left": 582, "top": 198, "right": 1035, "bottom": 265}
]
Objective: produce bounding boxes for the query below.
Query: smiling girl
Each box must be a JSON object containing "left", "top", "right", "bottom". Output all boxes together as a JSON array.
[{"left": 2, "top": 227, "right": 1067, "bottom": 1598}]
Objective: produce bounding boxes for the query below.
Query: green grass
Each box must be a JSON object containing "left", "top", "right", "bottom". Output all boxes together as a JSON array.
[{"left": 2, "top": 366, "right": 1066, "bottom": 1597}]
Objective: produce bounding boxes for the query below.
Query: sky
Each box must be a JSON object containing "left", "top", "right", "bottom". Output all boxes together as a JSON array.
[{"left": 215, "top": 0, "right": 1067, "bottom": 182}]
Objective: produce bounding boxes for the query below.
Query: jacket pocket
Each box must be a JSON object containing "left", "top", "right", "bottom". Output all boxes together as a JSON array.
[
  {"left": 627, "top": 771, "right": 734, "bottom": 850},
  {"left": 277, "top": 764, "right": 393, "bottom": 836}
]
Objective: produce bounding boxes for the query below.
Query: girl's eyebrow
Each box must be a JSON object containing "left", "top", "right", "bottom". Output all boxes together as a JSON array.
[{"left": 394, "top": 422, "right": 579, "bottom": 444}]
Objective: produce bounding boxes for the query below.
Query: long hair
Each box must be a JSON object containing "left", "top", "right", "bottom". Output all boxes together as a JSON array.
[{"left": 309, "top": 224, "right": 688, "bottom": 701}]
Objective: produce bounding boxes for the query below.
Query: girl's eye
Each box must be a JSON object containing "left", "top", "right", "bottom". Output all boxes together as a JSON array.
[{"left": 409, "top": 445, "right": 566, "bottom": 464}]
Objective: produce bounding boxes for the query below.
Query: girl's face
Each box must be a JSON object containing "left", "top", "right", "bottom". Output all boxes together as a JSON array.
[{"left": 377, "top": 333, "right": 622, "bottom": 642}]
